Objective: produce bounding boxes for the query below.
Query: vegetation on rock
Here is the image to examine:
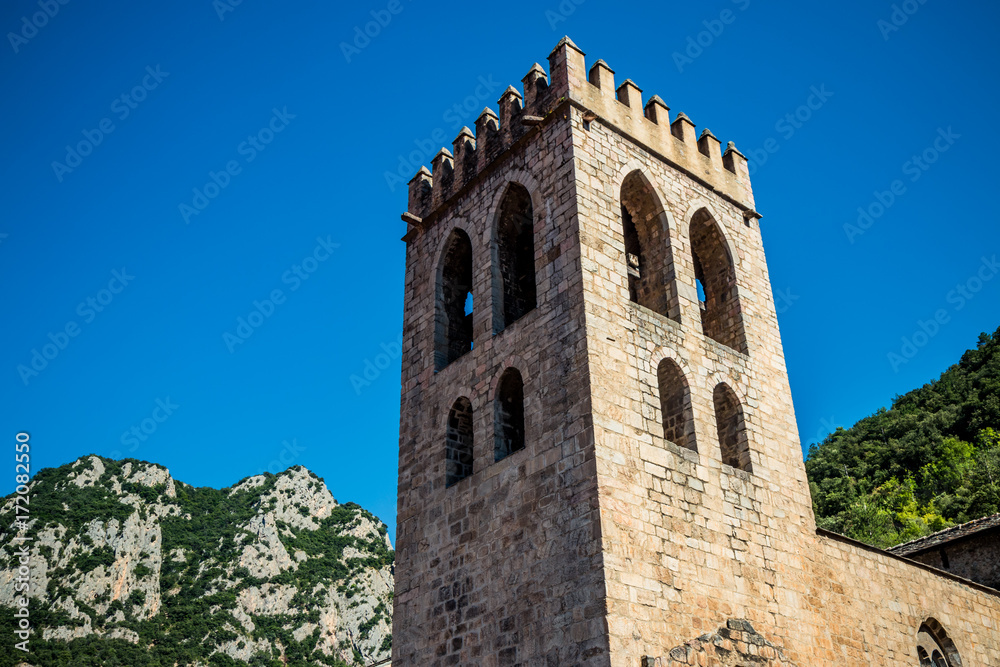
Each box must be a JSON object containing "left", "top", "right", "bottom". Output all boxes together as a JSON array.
[{"left": 0, "top": 458, "right": 393, "bottom": 667}]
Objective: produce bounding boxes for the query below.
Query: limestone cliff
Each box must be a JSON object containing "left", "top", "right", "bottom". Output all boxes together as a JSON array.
[{"left": 0, "top": 456, "right": 393, "bottom": 667}]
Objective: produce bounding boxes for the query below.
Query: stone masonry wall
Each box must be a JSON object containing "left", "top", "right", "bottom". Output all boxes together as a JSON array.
[{"left": 905, "top": 529, "right": 1000, "bottom": 592}]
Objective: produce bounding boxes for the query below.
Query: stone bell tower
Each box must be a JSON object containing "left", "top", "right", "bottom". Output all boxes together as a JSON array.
[{"left": 394, "top": 35, "right": 817, "bottom": 667}]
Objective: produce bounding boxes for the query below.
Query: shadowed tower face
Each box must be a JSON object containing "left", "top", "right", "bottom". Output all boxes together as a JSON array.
[{"left": 391, "top": 37, "right": 994, "bottom": 667}]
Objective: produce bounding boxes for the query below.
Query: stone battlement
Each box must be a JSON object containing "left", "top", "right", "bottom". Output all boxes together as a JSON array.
[{"left": 404, "top": 36, "right": 755, "bottom": 233}]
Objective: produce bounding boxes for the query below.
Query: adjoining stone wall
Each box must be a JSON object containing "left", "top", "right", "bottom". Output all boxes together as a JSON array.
[
  {"left": 806, "top": 531, "right": 998, "bottom": 664},
  {"left": 904, "top": 529, "right": 1000, "bottom": 591}
]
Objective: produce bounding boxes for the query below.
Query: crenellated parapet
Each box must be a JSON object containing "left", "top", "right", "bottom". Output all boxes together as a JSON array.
[{"left": 403, "top": 35, "right": 755, "bottom": 232}]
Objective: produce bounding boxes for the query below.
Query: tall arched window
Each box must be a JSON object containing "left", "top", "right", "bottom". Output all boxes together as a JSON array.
[
  {"left": 917, "top": 619, "right": 962, "bottom": 666},
  {"left": 445, "top": 398, "right": 474, "bottom": 487},
  {"left": 714, "top": 383, "right": 751, "bottom": 472},
  {"left": 494, "top": 183, "right": 536, "bottom": 332},
  {"left": 435, "top": 229, "right": 474, "bottom": 370},
  {"left": 690, "top": 208, "right": 747, "bottom": 353},
  {"left": 657, "top": 359, "right": 695, "bottom": 452},
  {"left": 620, "top": 171, "right": 678, "bottom": 321},
  {"left": 494, "top": 368, "right": 525, "bottom": 461}
]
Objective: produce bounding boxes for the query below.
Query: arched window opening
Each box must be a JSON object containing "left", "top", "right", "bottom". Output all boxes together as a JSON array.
[
  {"left": 690, "top": 209, "right": 747, "bottom": 353},
  {"left": 694, "top": 258, "right": 708, "bottom": 313},
  {"left": 620, "top": 171, "right": 678, "bottom": 321},
  {"left": 495, "top": 183, "right": 536, "bottom": 332},
  {"left": 494, "top": 369, "right": 525, "bottom": 462},
  {"left": 714, "top": 383, "right": 751, "bottom": 472},
  {"left": 435, "top": 229, "right": 473, "bottom": 370},
  {"left": 622, "top": 204, "right": 644, "bottom": 303},
  {"left": 445, "top": 398, "right": 474, "bottom": 487},
  {"left": 917, "top": 619, "right": 963, "bottom": 667},
  {"left": 657, "top": 359, "right": 695, "bottom": 452}
]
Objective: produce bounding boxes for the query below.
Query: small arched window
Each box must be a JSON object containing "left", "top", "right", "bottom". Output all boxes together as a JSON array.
[
  {"left": 714, "top": 383, "right": 751, "bottom": 472},
  {"left": 917, "top": 619, "right": 962, "bottom": 666},
  {"left": 620, "top": 171, "right": 678, "bottom": 321},
  {"left": 690, "top": 209, "right": 747, "bottom": 353},
  {"left": 657, "top": 359, "right": 695, "bottom": 452},
  {"left": 494, "top": 183, "right": 536, "bottom": 332},
  {"left": 494, "top": 368, "right": 525, "bottom": 461},
  {"left": 435, "top": 229, "right": 474, "bottom": 370},
  {"left": 445, "top": 398, "right": 474, "bottom": 487}
]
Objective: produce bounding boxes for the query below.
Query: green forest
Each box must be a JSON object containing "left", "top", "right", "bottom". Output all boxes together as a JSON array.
[{"left": 806, "top": 326, "right": 1000, "bottom": 549}]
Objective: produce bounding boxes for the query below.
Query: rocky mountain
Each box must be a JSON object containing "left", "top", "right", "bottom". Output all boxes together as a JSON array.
[{"left": 0, "top": 456, "right": 393, "bottom": 667}]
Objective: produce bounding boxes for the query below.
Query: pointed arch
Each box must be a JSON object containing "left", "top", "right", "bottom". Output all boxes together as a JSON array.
[
  {"left": 690, "top": 207, "right": 747, "bottom": 353},
  {"left": 445, "top": 397, "right": 474, "bottom": 487},
  {"left": 494, "top": 367, "right": 525, "bottom": 461},
  {"left": 657, "top": 358, "right": 695, "bottom": 452},
  {"left": 435, "top": 228, "right": 474, "bottom": 370},
  {"left": 493, "top": 182, "right": 536, "bottom": 332},
  {"left": 714, "top": 382, "right": 751, "bottom": 472},
  {"left": 620, "top": 170, "right": 679, "bottom": 321}
]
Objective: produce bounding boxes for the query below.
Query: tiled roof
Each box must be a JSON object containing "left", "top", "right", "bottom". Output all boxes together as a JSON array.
[{"left": 889, "top": 512, "right": 1000, "bottom": 557}]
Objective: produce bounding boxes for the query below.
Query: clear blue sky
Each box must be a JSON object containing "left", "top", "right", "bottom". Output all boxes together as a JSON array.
[{"left": 3, "top": 1, "right": 999, "bottom": 540}]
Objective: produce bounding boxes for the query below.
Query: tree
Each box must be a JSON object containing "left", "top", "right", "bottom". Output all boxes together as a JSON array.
[{"left": 806, "top": 327, "right": 1000, "bottom": 548}]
